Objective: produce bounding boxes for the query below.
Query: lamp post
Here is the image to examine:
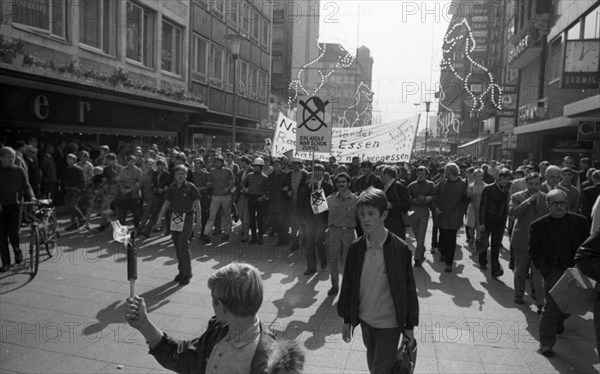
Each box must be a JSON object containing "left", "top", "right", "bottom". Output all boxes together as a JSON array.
[
  {"left": 225, "top": 34, "right": 243, "bottom": 149},
  {"left": 424, "top": 101, "right": 431, "bottom": 154}
]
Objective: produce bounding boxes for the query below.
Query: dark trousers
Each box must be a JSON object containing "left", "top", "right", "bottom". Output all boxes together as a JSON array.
[
  {"left": 290, "top": 203, "right": 303, "bottom": 245},
  {"left": 0, "top": 205, "right": 21, "bottom": 267},
  {"left": 116, "top": 195, "right": 141, "bottom": 227},
  {"left": 360, "top": 320, "right": 401, "bottom": 374},
  {"left": 439, "top": 228, "right": 458, "bottom": 265},
  {"left": 304, "top": 216, "right": 327, "bottom": 270},
  {"left": 540, "top": 269, "right": 570, "bottom": 347},
  {"left": 41, "top": 181, "right": 57, "bottom": 199},
  {"left": 140, "top": 194, "right": 164, "bottom": 236},
  {"left": 478, "top": 223, "right": 505, "bottom": 271},
  {"left": 247, "top": 196, "right": 266, "bottom": 238},
  {"left": 64, "top": 189, "right": 85, "bottom": 224},
  {"left": 171, "top": 215, "right": 193, "bottom": 278},
  {"left": 199, "top": 194, "right": 210, "bottom": 234},
  {"left": 431, "top": 223, "right": 440, "bottom": 248},
  {"left": 270, "top": 208, "right": 289, "bottom": 243}
]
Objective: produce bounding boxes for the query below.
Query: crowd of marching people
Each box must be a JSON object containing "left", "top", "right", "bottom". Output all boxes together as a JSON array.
[{"left": 2, "top": 137, "right": 600, "bottom": 365}]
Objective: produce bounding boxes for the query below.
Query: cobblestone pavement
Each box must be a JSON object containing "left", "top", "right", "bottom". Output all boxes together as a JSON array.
[{"left": 1, "top": 219, "right": 598, "bottom": 374}]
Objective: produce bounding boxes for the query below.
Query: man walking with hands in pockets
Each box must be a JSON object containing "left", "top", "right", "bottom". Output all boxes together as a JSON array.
[{"left": 338, "top": 188, "right": 419, "bottom": 374}]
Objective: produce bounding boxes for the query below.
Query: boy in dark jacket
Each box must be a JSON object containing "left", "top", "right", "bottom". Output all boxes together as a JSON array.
[
  {"left": 338, "top": 187, "right": 419, "bottom": 374},
  {"left": 126, "top": 262, "right": 304, "bottom": 374}
]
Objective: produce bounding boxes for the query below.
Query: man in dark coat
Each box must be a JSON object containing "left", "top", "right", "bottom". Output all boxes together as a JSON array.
[
  {"left": 478, "top": 168, "right": 512, "bottom": 277},
  {"left": 581, "top": 170, "right": 600, "bottom": 224},
  {"left": 529, "top": 189, "right": 589, "bottom": 357},
  {"left": 299, "top": 164, "right": 333, "bottom": 275},
  {"left": 268, "top": 158, "right": 291, "bottom": 246},
  {"left": 381, "top": 166, "right": 411, "bottom": 240}
]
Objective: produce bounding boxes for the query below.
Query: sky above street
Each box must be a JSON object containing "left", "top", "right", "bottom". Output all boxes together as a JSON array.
[{"left": 318, "top": 0, "right": 452, "bottom": 127}]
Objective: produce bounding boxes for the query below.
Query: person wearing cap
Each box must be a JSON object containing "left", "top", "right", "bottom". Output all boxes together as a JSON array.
[
  {"left": 155, "top": 164, "right": 202, "bottom": 285},
  {"left": 94, "top": 145, "right": 110, "bottom": 167},
  {"left": 557, "top": 167, "right": 580, "bottom": 213},
  {"left": 478, "top": 168, "right": 512, "bottom": 277},
  {"left": 114, "top": 155, "right": 143, "bottom": 229},
  {"left": 243, "top": 157, "right": 269, "bottom": 244},
  {"left": 289, "top": 158, "right": 308, "bottom": 251},
  {"left": 268, "top": 157, "right": 291, "bottom": 246},
  {"left": 201, "top": 155, "right": 235, "bottom": 243}
]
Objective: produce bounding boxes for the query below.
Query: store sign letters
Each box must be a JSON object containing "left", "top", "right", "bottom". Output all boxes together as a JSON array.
[
  {"left": 31, "top": 93, "right": 92, "bottom": 123},
  {"left": 577, "top": 120, "right": 600, "bottom": 142}
]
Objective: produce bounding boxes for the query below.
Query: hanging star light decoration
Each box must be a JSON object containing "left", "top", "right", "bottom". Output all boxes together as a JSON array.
[
  {"left": 287, "top": 41, "right": 356, "bottom": 105},
  {"left": 339, "top": 82, "right": 374, "bottom": 127},
  {"left": 440, "top": 18, "right": 503, "bottom": 113}
]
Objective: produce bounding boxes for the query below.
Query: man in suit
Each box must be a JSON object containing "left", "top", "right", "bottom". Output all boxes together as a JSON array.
[
  {"left": 580, "top": 170, "right": 600, "bottom": 223},
  {"left": 509, "top": 172, "right": 548, "bottom": 310},
  {"left": 381, "top": 166, "right": 411, "bottom": 241},
  {"left": 299, "top": 163, "right": 333, "bottom": 275},
  {"left": 529, "top": 189, "right": 589, "bottom": 357}
]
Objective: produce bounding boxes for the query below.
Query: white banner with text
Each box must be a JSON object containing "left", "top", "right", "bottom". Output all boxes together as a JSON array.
[{"left": 273, "top": 112, "right": 419, "bottom": 163}]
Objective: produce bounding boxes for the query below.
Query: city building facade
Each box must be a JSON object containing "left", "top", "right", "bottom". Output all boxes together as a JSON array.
[{"left": 1, "top": 0, "right": 204, "bottom": 150}]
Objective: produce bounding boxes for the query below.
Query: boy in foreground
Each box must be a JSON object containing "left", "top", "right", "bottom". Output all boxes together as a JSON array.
[
  {"left": 125, "top": 262, "right": 304, "bottom": 374},
  {"left": 338, "top": 187, "right": 419, "bottom": 374}
]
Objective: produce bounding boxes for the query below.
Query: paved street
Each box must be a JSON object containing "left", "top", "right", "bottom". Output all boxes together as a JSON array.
[{"left": 1, "top": 219, "right": 598, "bottom": 374}]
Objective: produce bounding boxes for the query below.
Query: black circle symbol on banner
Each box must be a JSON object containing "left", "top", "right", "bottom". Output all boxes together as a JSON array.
[
  {"left": 311, "top": 191, "right": 325, "bottom": 206},
  {"left": 298, "top": 97, "right": 330, "bottom": 132}
]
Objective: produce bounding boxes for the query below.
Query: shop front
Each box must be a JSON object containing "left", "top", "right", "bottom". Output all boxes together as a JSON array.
[
  {"left": 514, "top": 117, "right": 594, "bottom": 164},
  {"left": 0, "top": 70, "right": 207, "bottom": 154}
]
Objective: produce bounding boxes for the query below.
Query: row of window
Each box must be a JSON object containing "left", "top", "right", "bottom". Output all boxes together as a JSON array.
[
  {"left": 192, "top": 35, "right": 269, "bottom": 103},
  {"left": 11, "top": 0, "right": 272, "bottom": 83},
  {"left": 12, "top": 0, "right": 184, "bottom": 75},
  {"left": 197, "top": 0, "right": 271, "bottom": 53}
]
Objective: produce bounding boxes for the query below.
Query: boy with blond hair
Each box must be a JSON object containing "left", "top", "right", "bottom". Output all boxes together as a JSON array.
[{"left": 126, "top": 262, "right": 304, "bottom": 373}]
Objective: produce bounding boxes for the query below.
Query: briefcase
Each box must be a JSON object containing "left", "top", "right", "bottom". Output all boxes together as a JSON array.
[{"left": 549, "top": 266, "right": 598, "bottom": 315}]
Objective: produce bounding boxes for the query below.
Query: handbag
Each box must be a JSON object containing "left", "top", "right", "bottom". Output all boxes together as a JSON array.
[{"left": 393, "top": 335, "right": 417, "bottom": 374}]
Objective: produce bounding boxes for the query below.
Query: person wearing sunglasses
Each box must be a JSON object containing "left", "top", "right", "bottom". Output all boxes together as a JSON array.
[{"left": 529, "top": 189, "right": 589, "bottom": 357}]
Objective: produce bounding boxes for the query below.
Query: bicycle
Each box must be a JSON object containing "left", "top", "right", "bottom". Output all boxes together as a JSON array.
[{"left": 21, "top": 199, "right": 59, "bottom": 277}]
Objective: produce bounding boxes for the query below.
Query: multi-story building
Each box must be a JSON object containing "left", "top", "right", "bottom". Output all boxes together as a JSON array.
[
  {"left": 269, "top": 0, "right": 321, "bottom": 124},
  {"left": 186, "top": 0, "right": 273, "bottom": 150},
  {"left": 317, "top": 43, "right": 374, "bottom": 128},
  {"left": 442, "top": 0, "right": 508, "bottom": 159},
  {"left": 511, "top": 0, "right": 599, "bottom": 164},
  {"left": 0, "top": 0, "right": 204, "bottom": 150}
]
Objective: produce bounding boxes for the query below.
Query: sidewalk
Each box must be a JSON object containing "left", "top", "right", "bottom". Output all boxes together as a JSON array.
[{"left": 1, "top": 220, "right": 598, "bottom": 374}]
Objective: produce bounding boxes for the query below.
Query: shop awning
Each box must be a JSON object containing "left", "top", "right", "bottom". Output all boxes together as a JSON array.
[
  {"left": 457, "top": 136, "right": 489, "bottom": 149},
  {"left": 39, "top": 123, "right": 177, "bottom": 138},
  {"left": 1, "top": 68, "right": 208, "bottom": 114},
  {"left": 564, "top": 95, "right": 600, "bottom": 117},
  {"left": 188, "top": 123, "right": 274, "bottom": 137},
  {"left": 513, "top": 117, "right": 577, "bottom": 135}
]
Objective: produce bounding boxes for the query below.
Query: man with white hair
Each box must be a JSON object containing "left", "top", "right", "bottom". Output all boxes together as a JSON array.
[
  {"left": 529, "top": 189, "right": 588, "bottom": 357},
  {"left": 540, "top": 165, "right": 561, "bottom": 193}
]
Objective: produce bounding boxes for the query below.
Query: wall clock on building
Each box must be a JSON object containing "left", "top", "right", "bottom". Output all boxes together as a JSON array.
[{"left": 562, "top": 39, "right": 600, "bottom": 89}]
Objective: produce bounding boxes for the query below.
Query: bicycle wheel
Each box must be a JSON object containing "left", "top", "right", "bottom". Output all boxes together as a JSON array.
[
  {"left": 44, "top": 212, "right": 58, "bottom": 257},
  {"left": 29, "top": 227, "right": 40, "bottom": 277}
]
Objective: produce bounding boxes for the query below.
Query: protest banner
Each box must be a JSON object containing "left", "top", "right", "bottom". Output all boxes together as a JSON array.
[
  {"left": 296, "top": 97, "right": 333, "bottom": 153},
  {"left": 273, "top": 113, "right": 420, "bottom": 163}
]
